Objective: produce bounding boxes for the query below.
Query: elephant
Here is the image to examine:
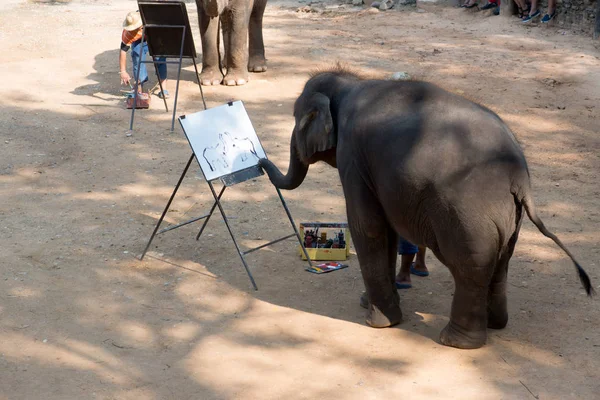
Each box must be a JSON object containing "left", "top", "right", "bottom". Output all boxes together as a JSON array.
[
  {"left": 258, "top": 67, "right": 594, "bottom": 349},
  {"left": 195, "top": 0, "right": 267, "bottom": 86}
]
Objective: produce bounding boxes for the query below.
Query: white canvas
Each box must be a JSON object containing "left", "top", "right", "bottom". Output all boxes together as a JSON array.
[{"left": 179, "top": 101, "right": 267, "bottom": 181}]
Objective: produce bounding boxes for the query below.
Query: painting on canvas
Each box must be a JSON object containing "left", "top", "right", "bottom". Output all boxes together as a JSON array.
[{"left": 179, "top": 101, "right": 267, "bottom": 181}]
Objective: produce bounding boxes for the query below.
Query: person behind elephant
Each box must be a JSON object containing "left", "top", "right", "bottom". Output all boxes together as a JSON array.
[
  {"left": 119, "top": 10, "right": 169, "bottom": 98},
  {"left": 395, "top": 239, "right": 429, "bottom": 289}
]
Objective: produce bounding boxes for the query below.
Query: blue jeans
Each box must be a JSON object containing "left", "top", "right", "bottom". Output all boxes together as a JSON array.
[
  {"left": 398, "top": 237, "right": 418, "bottom": 255},
  {"left": 131, "top": 40, "right": 167, "bottom": 85}
]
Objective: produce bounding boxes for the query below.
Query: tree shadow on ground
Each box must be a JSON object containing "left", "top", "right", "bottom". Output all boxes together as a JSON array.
[{"left": 2, "top": 1, "right": 600, "bottom": 398}]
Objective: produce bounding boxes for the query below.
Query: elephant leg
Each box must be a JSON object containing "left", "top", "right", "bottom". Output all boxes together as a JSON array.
[
  {"left": 344, "top": 178, "right": 402, "bottom": 328},
  {"left": 221, "top": 8, "right": 250, "bottom": 86},
  {"left": 486, "top": 257, "right": 509, "bottom": 330},
  {"left": 198, "top": 9, "right": 224, "bottom": 85},
  {"left": 248, "top": 0, "right": 267, "bottom": 72},
  {"left": 488, "top": 205, "right": 523, "bottom": 329},
  {"left": 437, "top": 233, "right": 498, "bottom": 349},
  {"left": 440, "top": 275, "right": 491, "bottom": 349}
]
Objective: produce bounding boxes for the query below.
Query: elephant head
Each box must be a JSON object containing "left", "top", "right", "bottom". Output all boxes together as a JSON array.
[{"left": 259, "top": 89, "right": 337, "bottom": 190}]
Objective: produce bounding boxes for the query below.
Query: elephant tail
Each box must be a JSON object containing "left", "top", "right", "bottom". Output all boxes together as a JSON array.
[{"left": 520, "top": 192, "right": 594, "bottom": 296}]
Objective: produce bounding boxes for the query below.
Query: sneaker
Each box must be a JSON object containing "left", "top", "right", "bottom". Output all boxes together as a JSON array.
[
  {"left": 522, "top": 9, "right": 540, "bottom": 22},
  {"left": 157, "top": 90, "right": 170, "bottom": 99},
  {"left": 541, "top": 11, "right": 555, "bottom": 23},
  {"left": 481, "top": 2, "right": 497, "bottom": 10},
  {"left": 493, "top": 5, "right": 499, "bottom": 15}
]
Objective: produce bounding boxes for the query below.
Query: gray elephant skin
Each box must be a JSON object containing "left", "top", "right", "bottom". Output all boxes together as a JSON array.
[
  {"left": 258, "top": 67, "right": 594, "bottom": 350},
  {"left": 195, "top": 0, "right": 267, "bottom": 86}
]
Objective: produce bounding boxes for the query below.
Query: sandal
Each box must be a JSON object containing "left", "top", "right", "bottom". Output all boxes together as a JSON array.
[
  {"left": 518, "top": 6, "right": 530, "bottom": 18},
  {"left": 157, "top": 90, "right": 170, "bottom": 99}
]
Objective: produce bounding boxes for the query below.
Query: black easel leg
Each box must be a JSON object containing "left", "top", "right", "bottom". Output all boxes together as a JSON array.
[
  {"left": 129, "top": 27, "right": 146, "bottom": 131},
  {"left": 170, "top": 26, "right": 187, "bottom": 132},
  {"left": 195, "top": 185, "right": 226, "bottom": 240},
  {"left": 191, "top": 58, "right": 207, "bottom": 110},
  {"left": 207, "top": 181, "right": 258, "bottom": 290},
  {"left": 140, "top": 153, "right": 195, "bottom": 260},
  {"left": 276, "top": 187, "right": 313, "bottom": 268}
]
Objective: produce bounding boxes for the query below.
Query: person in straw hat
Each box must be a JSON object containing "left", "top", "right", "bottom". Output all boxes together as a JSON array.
[{"left": 119, "top": 10, "right": 169, "bottom": 98}]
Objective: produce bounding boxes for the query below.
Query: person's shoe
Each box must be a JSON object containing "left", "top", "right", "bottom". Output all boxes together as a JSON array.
[
  {"left": 493, "top": 5, "right": 499, "bottom": 15},
  {"left": 541, "top": 11, "right": 555, "bottom": 23},
  {"left": 395, "top": 281, "right": 412, "bottom": 289},
  {"left": 480, "top": 2, "right": 497, "bottom": 10},
  {"left": 410, "top": 263, "right": 430, "bottom": 277},
  {"left": 157, "top": 90, "right": 170, "bottom": 99},
  {"left": 522, "top": 9, "right": 541, "bottom": 22}
]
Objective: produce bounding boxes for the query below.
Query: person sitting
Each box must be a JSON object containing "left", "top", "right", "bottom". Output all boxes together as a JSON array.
[
  {"left": 460, "top": 0, "right": 479, "bottom": 9},
  {"left": 541, "top": 0, "right": 556, "bottom": 22},
  {"left": 119, "top": 10, "right": 169, "bottom": 98},
  {"left": 480, "top": 0, "right": 500, "bottom": 15},
  {"left": 522, "top": 0, "right": 541, "bottom": 22},
  {"left": 462, "top": 0, "right": 500, "bottom": 14}
]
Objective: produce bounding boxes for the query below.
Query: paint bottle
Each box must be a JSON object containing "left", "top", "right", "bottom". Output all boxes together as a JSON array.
[{"left": 338, "top": 230, "right": 345, "bottom": 248}]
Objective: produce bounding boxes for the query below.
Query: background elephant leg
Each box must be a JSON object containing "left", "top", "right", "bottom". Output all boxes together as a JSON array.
[
  {"left": 248, "top": 0, "right": 267, "bottom": 72},
  {"left": 344, "top": 179, "right": 401, "bottom": 328},
  {"left": 198, "top": 10, "right": 223, "bottom": 85},
  {"left": 220, "top": 8, "right": 250, "bottom": 86}
]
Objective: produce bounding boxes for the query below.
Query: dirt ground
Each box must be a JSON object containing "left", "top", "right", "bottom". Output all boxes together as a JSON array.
[{"left": 1, "top": 0, "right": 600, "bottom": 398}]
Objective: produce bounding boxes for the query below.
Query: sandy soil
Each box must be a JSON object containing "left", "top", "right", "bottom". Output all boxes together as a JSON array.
[{"left": 1, "top": 0, "right": 599, "bottom": 399}]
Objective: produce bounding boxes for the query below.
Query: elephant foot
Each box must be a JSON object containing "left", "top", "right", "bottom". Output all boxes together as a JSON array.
[
  {"left": 199, "top": 68, "right": 223, "bottom": 86},
  {"left": 439, "top": 322, "right": 487, "bottom": 349},
  {"left": 223, "top": 70, "right": 249, "bottom": 86},
  {"left": 248, "top": 56, "right": 267, "bottom": 72},
  {"left": 366, "top": 303, "right": 402, "bottom": 328}
]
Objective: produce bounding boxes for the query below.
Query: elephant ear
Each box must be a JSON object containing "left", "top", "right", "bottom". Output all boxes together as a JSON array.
[{"left": 296, "top": 92, "right": 335, "bottom": 162}]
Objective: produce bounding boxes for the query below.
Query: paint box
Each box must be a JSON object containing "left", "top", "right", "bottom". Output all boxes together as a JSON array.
[{"left": 298, "top": 222, "right": 350, "bottom": 261}]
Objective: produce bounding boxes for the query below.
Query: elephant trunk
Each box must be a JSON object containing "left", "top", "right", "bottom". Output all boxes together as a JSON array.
[{"left": 259, "top": 137, "right": 309, "bottom": 190}]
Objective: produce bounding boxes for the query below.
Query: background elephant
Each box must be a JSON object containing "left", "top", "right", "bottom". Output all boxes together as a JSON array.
[
  {"left": 258, "top": 67, "right": 593, "bottom": 349},
  {"left": 195, "top": 0, "right": 267, "bottom": 86}
]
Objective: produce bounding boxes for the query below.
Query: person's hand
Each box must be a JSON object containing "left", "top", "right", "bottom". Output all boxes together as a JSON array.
[{"left": 120, "top": 71, "right": 131, "bottom": 86}]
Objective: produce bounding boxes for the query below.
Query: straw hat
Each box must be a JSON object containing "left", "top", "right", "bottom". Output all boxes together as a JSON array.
[{"left": 123, "top": 10, "right": 142, "bottom": 31}]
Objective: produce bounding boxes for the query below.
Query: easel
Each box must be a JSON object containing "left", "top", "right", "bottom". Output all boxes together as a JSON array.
[
  {"left": 130, "top": 1, "right": 204, "bottom": 132},
  {"left": 139, "top": 102, "right": 314, "bottom": 290}
]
